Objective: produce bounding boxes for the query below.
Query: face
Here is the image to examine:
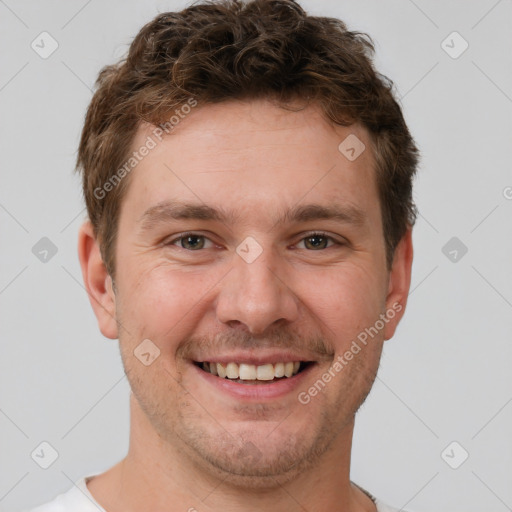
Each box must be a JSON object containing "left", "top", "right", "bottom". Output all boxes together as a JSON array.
[{"left": 84, "top": 98, "right": 411, "bottom": 486}]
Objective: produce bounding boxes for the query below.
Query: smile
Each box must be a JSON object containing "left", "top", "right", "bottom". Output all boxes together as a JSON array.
[
  {"left": 192, "top": 358, "right": 316, "bottom": 398},
  {"left": 196, "top": 360, "right": 312, "bottom": 383}
]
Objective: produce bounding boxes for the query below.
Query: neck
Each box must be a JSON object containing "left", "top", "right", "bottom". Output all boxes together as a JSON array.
[{"left": 87, "top": 393, "right": 376, "bottom": 512}]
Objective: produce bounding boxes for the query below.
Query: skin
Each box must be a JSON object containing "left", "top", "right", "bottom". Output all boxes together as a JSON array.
[{"left": 78, "top": 98, "right": 413, "bottom": 512}]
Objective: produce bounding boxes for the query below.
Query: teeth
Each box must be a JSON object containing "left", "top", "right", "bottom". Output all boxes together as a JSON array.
[
  {"left": 217, "top": 362, "right": 227, "bottom": 378},
  {"left": 274, "top": 362, "right": 285, "bottom": 378},
  {"left": 239, "top": 364, "right": 256, "bottom": 380},
  {"left": 226, "top": 362, "right": 239, "bottom": 379},
  {"left": 256, "top": 364, "right": 274, "bottom": 380},
  {"left": 201, "top": 361, "right": 303, "bottom": 380}
]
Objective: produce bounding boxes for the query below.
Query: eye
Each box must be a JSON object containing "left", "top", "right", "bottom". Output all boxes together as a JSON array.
[
  {"left": 165, "top": 231, "right": 344, "bottom": 252},
  {"left": 296, "top": 232, "right": 341, "bottom": 250},
  {"left": 167, "top": 232, "right": 215, "bottom": 250}
]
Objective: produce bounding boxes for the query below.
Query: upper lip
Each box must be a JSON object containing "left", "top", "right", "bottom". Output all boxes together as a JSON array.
[{"left": 192, "top": 350, "right": 323, "bottom": 366}]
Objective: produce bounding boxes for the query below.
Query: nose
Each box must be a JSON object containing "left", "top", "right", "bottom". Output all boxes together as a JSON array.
[{"left": 215, "top": 246, "right": 299, "bottom": 335}]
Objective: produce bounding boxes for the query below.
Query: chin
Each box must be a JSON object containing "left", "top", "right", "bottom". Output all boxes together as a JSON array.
[{"left": 178, "top": 420, "right": 338, "bottom": 489}]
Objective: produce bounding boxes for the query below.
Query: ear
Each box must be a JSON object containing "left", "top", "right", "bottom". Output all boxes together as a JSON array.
[
  {"left": 77, "top": 220, "right": 118, "bottom": 339},
  {"left": 383, "top": 226, "right": 413, "bottom": 341}
]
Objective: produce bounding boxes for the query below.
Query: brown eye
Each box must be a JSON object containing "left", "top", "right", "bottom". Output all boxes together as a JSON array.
[
  {"left": 298, "top": 233, "right": 338, "bottom": 250},
  {"left": 167, "top": 233, "right": 214, "bottom": 250},
  {"left": 180, "top": 235, "right": 205, "bottom": 250},
  {"left": 304, "top": 234, "right": 328, "bottom": 250}
]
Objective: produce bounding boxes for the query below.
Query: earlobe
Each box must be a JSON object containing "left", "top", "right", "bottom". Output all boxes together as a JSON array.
[
  {"left": 77, "top": 220, "right": 118, "bottom": 339},
  {"left": 383, "top": 227, "right": 413, "bottom": 340}
]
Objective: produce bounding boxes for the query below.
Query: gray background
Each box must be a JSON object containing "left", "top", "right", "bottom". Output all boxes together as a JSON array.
[{"left": 1, "top": 0, "right": 511, "bottom": 511}]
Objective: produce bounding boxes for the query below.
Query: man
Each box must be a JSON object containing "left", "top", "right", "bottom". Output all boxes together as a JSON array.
[{"left": 28, "top": 0, "right": 418, "bottom": 510}]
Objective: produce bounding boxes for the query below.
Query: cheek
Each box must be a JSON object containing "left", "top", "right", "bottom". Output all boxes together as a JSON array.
[
  {"left": 303, "top": 264, "right": 387, "bottom": 342},
  {"left": 116, "top": 250, "right": 388, "bottom": 355},
  {"left": 117, "top": 263, "right": 218, "bottom": 346}
]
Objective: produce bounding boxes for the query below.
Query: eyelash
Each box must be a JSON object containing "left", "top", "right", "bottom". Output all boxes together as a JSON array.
[{"left": 165, "top": 231, "right": 343, "bottom": 251}]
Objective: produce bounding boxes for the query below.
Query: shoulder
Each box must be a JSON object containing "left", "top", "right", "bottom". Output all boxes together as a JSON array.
[
  {"left": 375, "top": 499, "right": 406, "bottom": 512},
  {"left": 22, "top": 488, "right": 80, "bottom": 512},
  {"left": 352, "top": 482, "right": 409, "bottom": 512},
  {"left": 21, "top": 477, "right": 105, "bottom": 512}
]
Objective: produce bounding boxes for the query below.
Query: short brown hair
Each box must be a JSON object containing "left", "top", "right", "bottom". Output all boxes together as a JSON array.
[{"left": 77, "top": 0, "right": 419, "bottom": 277}]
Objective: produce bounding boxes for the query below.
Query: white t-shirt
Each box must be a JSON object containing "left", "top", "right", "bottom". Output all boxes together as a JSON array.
[{"left": 23, "top": 475, "right": 407, "bottom": 512}]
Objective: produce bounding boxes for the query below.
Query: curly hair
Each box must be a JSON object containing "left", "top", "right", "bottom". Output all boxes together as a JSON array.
[{"left": 77, "top": 0, "right": 419, "bottom": 277}]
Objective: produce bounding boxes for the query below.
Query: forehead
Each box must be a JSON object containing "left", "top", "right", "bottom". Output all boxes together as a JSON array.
[{"left": 120, "top": 99, "right": 379, "bottom": 228}]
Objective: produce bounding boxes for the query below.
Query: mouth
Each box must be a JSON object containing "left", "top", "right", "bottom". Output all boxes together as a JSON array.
[
  {"left": 192, "top": 359, "right": 317, "bottom": 400},
  {"left": 194, "top": 360, "right": 313, "bottom": 384}
]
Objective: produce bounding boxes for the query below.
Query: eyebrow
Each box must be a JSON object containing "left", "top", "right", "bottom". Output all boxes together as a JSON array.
[{"left": 137, "top": 200, "right": 366, "bottom": 233}]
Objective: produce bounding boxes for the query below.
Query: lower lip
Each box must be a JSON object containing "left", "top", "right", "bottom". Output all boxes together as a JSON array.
[{"left": 192, "top": 362, "right": 317, "bottom": 401}]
